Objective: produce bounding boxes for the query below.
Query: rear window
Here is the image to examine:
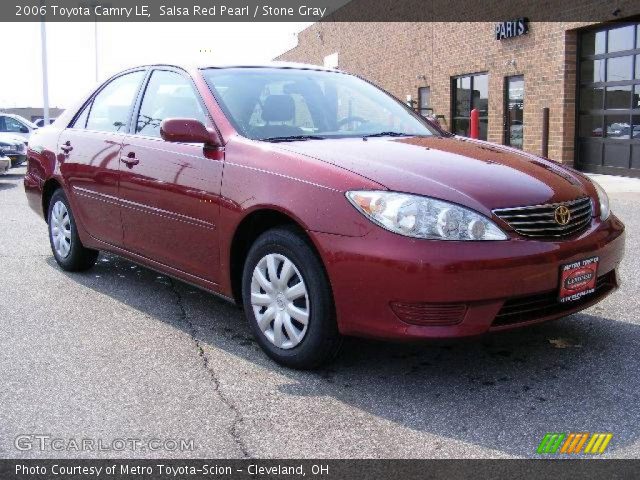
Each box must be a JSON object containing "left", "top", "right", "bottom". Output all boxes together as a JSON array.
[{"left": 85, "top": 71, "right": 145, "bottom": 133}]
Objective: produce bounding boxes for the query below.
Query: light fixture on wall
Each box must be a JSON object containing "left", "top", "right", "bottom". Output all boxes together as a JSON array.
[
  {"left": 505, "top": 59, "right": 517, "bottom": 68},
  {"left": 416, "top": 74, "right": 427, "bottom": 81},
  {"left": 316, "top": 30, "right": 324, "bottom": 44}
]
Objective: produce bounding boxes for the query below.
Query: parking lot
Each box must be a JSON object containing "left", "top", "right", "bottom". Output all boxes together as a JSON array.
[{"left": 0, "top": 166, "right": 639, "bottom": 459}]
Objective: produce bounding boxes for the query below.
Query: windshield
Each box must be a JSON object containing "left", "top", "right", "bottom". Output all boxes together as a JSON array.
[{"left": 202, "top": 67, "right": 435, "bottom": 140}]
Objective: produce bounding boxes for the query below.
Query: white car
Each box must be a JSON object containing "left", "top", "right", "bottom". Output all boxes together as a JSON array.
[{"left": 0, "top": 113, "right": 38, "bottom": 143}]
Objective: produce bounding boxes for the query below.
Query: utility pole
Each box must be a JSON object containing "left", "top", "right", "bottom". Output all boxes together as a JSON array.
[
  {"left": 40, "top": 18, "right": 50, "bottom": 124},
  {"left": 80, "top": 1, "right": 108, "bottom": 83}
]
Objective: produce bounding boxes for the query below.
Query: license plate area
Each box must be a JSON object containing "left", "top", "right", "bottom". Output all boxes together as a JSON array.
[{"left": 559, "top": 256, "right": 599, "bottom": 303}]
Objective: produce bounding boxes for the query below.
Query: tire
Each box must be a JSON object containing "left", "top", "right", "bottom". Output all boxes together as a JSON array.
[
  {"left": 242, "top": 226, "right": 342, "bottom": 369},
  {"left": 47, "top": 188, "right": 99, "bottom": 271}
]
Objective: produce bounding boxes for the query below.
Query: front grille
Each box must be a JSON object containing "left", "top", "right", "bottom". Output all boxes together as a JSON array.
[
  {"left": 390, "top": 302, "right": 467, "bottom": 326},
  {"left": 493, "top": 197, "right": 592, "bottom": 238},
  {"left": 492, "top": 271, "right": 616, "bottom": 327}
]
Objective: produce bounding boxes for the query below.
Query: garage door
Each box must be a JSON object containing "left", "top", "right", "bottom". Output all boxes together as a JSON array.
[{"left": 577, "top": 23, "right": 640, "bottom": 177}]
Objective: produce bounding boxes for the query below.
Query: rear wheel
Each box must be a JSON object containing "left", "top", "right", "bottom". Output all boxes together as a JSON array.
[
  {"left": 48, "top": 189, "right": 98, "bottom": 271},
  {"left": 242, "top": 227, "right": 341, "bottom": 369}
]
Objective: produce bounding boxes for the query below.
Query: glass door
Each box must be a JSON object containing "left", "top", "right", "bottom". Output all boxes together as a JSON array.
[
  {"left": 451, "top": 73, "right": 489, "bottom": 140},
  {"left": 505, "top": 75, "right": 524, "bottom": 149},
  {"left": 418, "top": 87, "right": 431, "bottom": 117},
  {"left": 577, "top": 23, "right": 640, "bottom": 177}
]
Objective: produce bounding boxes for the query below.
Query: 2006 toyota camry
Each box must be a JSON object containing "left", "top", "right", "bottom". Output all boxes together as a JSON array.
[{"left": 25, "top": 63, "right": 625, "bottom": 368}]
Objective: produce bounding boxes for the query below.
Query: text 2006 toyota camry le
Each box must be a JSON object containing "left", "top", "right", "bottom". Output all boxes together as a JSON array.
[{"left": 24, "top": 63, "right": 625, "bottom": 368}]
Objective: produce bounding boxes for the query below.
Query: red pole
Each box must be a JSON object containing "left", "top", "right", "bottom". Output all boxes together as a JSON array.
[{"left": 470, "top": 108, "right": 479, "bottom": 139}]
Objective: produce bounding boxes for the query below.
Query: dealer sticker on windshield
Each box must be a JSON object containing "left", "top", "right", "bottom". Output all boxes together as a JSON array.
[{"left": 559, "top": 256, "right": 599, "bottom": 303}]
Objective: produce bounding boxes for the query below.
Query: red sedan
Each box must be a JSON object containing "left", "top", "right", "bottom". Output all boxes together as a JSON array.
[{"left": 24, "top": 63, "right": 625, "bottom": 368}]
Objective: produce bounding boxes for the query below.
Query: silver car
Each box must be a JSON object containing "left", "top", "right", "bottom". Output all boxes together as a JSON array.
[{"left": 0, "top": 133, "right": 27, "bottom": 167}]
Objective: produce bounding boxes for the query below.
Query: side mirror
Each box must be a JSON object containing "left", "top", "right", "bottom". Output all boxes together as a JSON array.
[{"left": 160, "top": 118, "right": 222, "bottom": 147}]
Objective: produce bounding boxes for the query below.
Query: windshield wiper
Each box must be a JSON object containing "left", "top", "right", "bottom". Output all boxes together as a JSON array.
[
  {"left": 259, "top": 135, "right": 327, "bottom": 143},
  {"left": 362, "top": 131, "right": 413, "bottom": 138}
]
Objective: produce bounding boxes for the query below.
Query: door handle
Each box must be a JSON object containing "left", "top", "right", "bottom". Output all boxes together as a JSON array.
[
  {"left": 60, "top": 141, "right": 73, "bottom": 153},
  {"left": 120, "top": 153, "right": 139, "bottom": 168}
]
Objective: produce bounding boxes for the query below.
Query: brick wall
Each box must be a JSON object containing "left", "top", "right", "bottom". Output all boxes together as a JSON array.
[{"left": 276, "top": 21, "right": 604, "bottom": 165}]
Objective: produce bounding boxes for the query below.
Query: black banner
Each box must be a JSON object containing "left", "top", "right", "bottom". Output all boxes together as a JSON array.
[
  {"left": 5, "top": 0, "right": 640, "bottom": 22},
  {"left": 1, "top": 459, "right": 640, "bottom": 480}
]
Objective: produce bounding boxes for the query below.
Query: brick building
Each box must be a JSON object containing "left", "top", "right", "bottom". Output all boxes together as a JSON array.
[{"left": 277, "top": 18, "right": 640, "bottom": 177}]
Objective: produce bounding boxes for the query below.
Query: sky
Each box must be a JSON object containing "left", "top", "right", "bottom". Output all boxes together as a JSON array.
[{"left": 0, "top": 22, "right": 311, "bottom": 109}]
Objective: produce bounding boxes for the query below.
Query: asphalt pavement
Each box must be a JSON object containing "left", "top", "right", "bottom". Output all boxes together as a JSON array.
[{"left": 0, "top": 166, "right": 638, "bottom": 459}]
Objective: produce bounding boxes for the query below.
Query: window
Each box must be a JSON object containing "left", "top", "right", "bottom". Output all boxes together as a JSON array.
[
  {"left": 581, "top": 30, "right": 605, "bottom": 56},
  {"left": 136, "top": 70, "right": 206, "bottom": 138},
  {"left": 72, "top": 103, "right": 91, "bottom": 129},
  {"left": 418, "top": 87, "right": 431, "bottom": 117},
  {"left": 85, "top": 71, "right": 145, "bottom": 133},
  {"left": 505, "top": 76, "right": 524, "bottom": 149},
  {"left": 1, "top": 116, "right": 27, "bottom": 133},
  {"left": 607, "top": 25, "right": 635, "bottom": 53},
  {"left": 605, "top": 85, "right": 632, "bottom": 109},
  {"left": 451, "top": 73, "right": 488, "bottom": 140},
  {"left": 580, "top": 59, "right": 605, "bottom": 83},
  {"left": 606, "top": 56, "right": 633, "bottom": 82},
  {"left": 202, "top": 68, "right": 435, "bottom": 140}
]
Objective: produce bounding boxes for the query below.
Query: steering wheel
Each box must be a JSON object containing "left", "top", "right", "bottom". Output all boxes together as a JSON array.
[{"left": 337, "top": 116, "right": 368, "bottom": 129}]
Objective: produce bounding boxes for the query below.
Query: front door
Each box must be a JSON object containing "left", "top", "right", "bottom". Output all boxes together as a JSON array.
[
  {"left": 119, "top": 68, "right": 223, "bottom": 283},
  {"left": 504, "top": 75, "right": 524, "bottom": 149},
  {"left": 60, "top": 70, "right": 145, "bottom": 247}
]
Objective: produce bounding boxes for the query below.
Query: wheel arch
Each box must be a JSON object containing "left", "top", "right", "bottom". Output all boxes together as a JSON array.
[
  {"left": 42, "top": 178, "right": 63, "bottom": 222},
  {"left": 228, "top": 208, "right": 327, "bottom": 305}
]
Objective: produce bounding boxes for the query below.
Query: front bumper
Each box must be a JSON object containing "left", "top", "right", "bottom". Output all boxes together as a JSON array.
[
  {"left": 5, "top": 153, "right": 26, "bottom": 167},
  {"left": 311, "top": 215, "right": 625, "bottom": 340}
]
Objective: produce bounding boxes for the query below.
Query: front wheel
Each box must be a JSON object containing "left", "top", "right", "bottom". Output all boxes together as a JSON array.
[
  {"left": 48, "top": 189, "right": 99, "bottom": 271},
  {"left": 242, "top": 227, "right": 342, "bottom": 369}
]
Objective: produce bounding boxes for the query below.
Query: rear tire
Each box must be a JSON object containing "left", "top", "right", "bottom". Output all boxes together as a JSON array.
[
  {"left": 242, "top": 226, "right": 342, "bottom": 369},
  {"left": 47, "top": 189, "right": 99, "bottom": 272}
]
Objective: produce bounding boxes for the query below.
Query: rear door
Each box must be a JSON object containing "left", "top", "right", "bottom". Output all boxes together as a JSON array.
[
  {"left": 119, "top": 68, "right": 223, "bottom": 282},
  {"left": 60, "top": 70, "right": 146, "bottom": 247}
]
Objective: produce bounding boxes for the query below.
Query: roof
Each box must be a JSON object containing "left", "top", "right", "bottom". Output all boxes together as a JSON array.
[
  {"left": 196, "top": 61, "right": 337, "bottom": 72},
  {"left": 129, "top": 61, "right": 340, "bottom": 74}
]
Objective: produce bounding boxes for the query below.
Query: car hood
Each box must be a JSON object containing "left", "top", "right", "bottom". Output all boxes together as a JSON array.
[
  {"left": 275, "top": 136, "right": 590, "bottom": 213},
  {"left": 0, "top": 133, "right": 26, "bottom": 145}
]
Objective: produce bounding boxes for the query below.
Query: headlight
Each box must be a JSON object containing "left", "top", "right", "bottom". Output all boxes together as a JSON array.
[
  {"left": 591, "top": 179, "right": 610, "bottom": 221},
  {"left": 346, "top": 191, "right": 508, "bottom": 240}
]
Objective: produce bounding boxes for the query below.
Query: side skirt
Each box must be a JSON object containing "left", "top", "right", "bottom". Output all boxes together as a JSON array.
[{"left": 90, "top": 236, "right": 237, "bottom": 306}]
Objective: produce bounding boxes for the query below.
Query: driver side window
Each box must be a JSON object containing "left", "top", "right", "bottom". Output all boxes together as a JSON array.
[
  {"left": 136, "top": 70, "right": 207, "bottom": 138},
  {"left": 85, "top": 70, "right": 145, "bottom": 133}
]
